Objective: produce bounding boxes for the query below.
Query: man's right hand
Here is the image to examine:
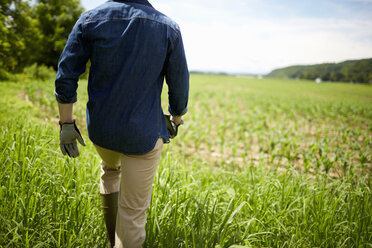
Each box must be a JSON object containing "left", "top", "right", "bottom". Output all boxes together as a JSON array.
[{"left": 164, "top": 115, "right": 183, "bottom": 139}]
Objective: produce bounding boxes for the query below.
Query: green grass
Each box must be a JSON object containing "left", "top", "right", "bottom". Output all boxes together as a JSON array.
[{"left": 0, "top": 75, "right": 371, "bottom": 247}]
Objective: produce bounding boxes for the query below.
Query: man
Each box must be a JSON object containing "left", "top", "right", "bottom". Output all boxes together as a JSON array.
[{"left": 54, "top": 0, "right": 189, "bottom": 247}]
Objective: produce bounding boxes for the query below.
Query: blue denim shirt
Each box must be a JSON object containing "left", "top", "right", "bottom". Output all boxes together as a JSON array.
[{"left": 55, "top": 0, "right": 189, "bottom": 155}]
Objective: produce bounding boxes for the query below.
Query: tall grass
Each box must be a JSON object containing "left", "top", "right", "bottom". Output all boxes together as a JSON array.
[{"left": 0, "top": 74, "right": 371, "bottom": 247}]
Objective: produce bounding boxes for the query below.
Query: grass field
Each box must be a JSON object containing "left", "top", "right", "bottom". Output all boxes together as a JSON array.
[{"left": 0, "top": 74, "right": 371, "bottom": 247}]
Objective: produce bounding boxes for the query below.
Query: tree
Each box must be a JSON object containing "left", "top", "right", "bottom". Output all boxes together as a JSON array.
[
  {"left": 0, "top": 0, "right": 83, "bottom": 78},
  {"left": 267, "top": 59, "right": 372, "bottom": 84},
  {"left": 34, "top": 0, "right": 84, "bottom": 69},
  {"left": 0, "top": 0, "right": 40, "bottom": 74}
]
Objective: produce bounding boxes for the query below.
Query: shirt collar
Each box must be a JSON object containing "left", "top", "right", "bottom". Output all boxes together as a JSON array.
[{"left": 110, "top": 0, "right": 153, "bottom": 8}]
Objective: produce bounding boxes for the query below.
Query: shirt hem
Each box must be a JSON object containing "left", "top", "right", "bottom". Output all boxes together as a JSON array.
[{"left": 90, "top": 135, "right": 167, "bottom": 155}]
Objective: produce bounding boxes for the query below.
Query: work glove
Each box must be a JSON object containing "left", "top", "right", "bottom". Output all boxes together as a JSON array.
[
  {"left": 59, "top": 120, "right": 86, "bottom": 158},
  {"left": 164, "top": 114, "right": 183, "bottom": 139}
]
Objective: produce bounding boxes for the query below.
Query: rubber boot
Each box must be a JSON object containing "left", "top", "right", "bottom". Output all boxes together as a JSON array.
[{"left": 101, "top": 192, "right": 119, "bottom": 248}]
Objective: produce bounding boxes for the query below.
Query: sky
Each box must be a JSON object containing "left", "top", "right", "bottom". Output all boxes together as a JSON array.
[{"left": 81, "top": 0, "right": 372, "bottom": 74}]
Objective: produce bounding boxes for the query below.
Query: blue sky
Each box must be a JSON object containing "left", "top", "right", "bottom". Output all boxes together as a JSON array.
[{"left": 81, "top": 0, "right": 372, "bottom": 74}]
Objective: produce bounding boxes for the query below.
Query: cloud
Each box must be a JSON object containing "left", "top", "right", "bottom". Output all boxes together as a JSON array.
[
  {"left": 181, "top": 17, "right": 372, "bottom": 73},
  {"left": 350, "top": 0, "right": 372, "bottom": 3}
]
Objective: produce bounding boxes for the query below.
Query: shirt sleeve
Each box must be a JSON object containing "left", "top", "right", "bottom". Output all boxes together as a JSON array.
[
  {"left": 165, "top": 27, "right": 189, "bottom": 116},
  {"left": 54, "top": 13, "right": 91, "bottom": 104}
]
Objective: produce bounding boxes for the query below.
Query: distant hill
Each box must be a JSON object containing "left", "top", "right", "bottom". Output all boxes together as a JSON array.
[{"left": 266, "top": 58, "right": 372, "bottom": 84}]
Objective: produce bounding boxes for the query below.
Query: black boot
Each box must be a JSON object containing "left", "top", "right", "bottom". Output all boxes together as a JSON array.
[{"left": 101, "top": 192, "right": 119, "bottom": 248}]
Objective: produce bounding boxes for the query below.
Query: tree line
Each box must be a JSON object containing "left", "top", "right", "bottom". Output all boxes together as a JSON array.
[
  {"left": 266, "top": 58, "right": 372, "bottom": 84},
  {"left": 0, "top": 0, "right": 84, "bottom": 79}
]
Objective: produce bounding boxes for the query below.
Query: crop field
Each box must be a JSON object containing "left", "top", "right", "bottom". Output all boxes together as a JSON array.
[{"left": 0, "top": 74, "right": 371, "bottom": 247}]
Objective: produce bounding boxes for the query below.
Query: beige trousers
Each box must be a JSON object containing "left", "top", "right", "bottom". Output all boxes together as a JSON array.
[{"left": 94, "top": 139, "right": 163, "bottom": 248}]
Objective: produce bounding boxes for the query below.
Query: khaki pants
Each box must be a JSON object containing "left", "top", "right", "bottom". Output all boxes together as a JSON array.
[{"left": 94, "top": 139, "right": 163, "bottom": 248}]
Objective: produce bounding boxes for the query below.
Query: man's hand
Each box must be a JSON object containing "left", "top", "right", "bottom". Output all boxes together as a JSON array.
[
  {"left": 165, "top": 115, "right": 183, "bottom": 139},
  {"left": 171, "top": 116, "right": 183, "bottom": 125},
  {"left": 59, "top": 120, "right": 86, "bottom": 158}
]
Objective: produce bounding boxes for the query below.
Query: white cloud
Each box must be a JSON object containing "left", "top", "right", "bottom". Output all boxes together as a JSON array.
[
  {"left": 350, "top": 0, "right": 372, "bottom": 3},
  {"left": 81, "top": 0, "right": 105, "bottom": 10},
  {"left": 180, "top": 15, "right": 372, "bottom": 74},
  {"left": 152, "top": 0, "right": 372, "bottom": 73}
]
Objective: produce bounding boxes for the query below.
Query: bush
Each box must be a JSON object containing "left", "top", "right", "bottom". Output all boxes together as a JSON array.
[
  {"left": 22, "top": 63, "right": 56, "bottom": 80},
  {"left": 0, "top": 68, "right": 11, "bottom": 81}
]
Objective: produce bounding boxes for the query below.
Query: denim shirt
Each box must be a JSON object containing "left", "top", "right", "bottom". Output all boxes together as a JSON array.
[{"left": 55, "top": 0, "right": 189, "bottom": 155}]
